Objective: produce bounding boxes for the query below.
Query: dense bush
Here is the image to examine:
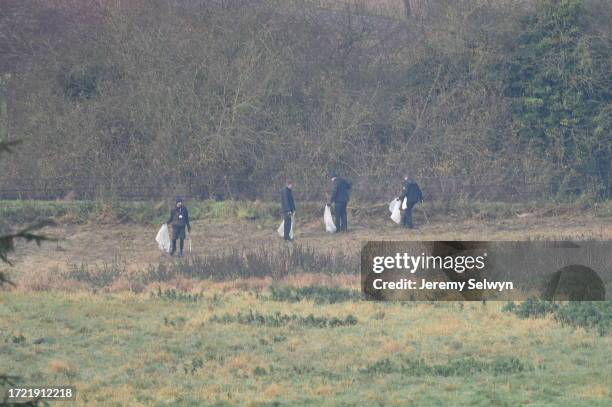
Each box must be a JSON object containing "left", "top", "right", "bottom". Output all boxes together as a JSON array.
[
  {"left": 503, "top": 298, "right": 611, "bottom": 335},
  {"left": 0, "top": 0, "right": 609, "bottom": 201},
  {"left": 554, "top": 301, "right": 611, "bottom": 336},
  {"left": 508, "top": 0, "right": 611, "bottom": 199}
]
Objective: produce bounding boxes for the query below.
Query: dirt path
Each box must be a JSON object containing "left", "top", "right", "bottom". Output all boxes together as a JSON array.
[{"left": 7, "top": 213, "right": 611, "bottom": 279}]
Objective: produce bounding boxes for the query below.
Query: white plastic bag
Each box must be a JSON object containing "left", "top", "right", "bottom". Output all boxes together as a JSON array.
[
  {"left": 402, "top": 197, "right": 408, "bottom": 210},
  {"left": 155, "top": 224, "right": 171, "bottom": 253},
  {"left": 324, "top": 205, "right": 337, "bottom": 233},
  {"left": 390, "top": 199, "right": 402, "bottom": 224},
  {"left": 277, "top": 214, "right": 294, "bottom": 239}
]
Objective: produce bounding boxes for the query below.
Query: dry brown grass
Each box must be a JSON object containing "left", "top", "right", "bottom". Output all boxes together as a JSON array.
[
  {"left": 382, "top": 339, "right": 407, "bottom": 353},
  {"left": 578, "top": 384, "right": 610, "bottom": 400},
  {"left": 312, "top": 384, "right": 335, "bottom": 396},
  {"left": 48, "top": 359, "right": 76, "bottom": 375},
  {"left": 7, "top": 213, "right": 611, "bottom": 291},
  {"left": 262, "top": 383, "right": 285, "bottom": 399}
]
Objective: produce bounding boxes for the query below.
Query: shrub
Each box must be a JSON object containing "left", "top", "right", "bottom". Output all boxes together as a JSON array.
[
  {"left": 209, "top": 310, "right": 358, "bottom": 328},
  {"left": 269, "top": 285, "right": 361, "bottom": 304},
  {"left": 64, "top": 257, "right": 127, "bottom": 289},
  {"left": 505, "top": 297, "right": 559, "bottom": 318},
  {"left": 143, "top": 244, "right": 357, "bottom": 283},
  {"left": 183, "top": 357, "right": 204, "bottom": 375},
  {"left": 504, "top": 299, "right": 611, "bottom": 335},
  {"left": 150, "top": 287, "right": 203, "bottom": 303},
  {"left": 555, "top": 302, "right": 611, "bottom": 336},
  {"left": 163, "top": 316, "right": 188, "bottom": 329}
]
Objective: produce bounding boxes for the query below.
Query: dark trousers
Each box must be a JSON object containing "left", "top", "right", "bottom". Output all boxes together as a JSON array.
[
  {"left": 170, "top": 238, "right": 184, "bottom": 255},
  {"left": 171, "top": 225, "right": 186, "bottom": 255},
  {"left": 283, "top": 213, "right": 292, "bottom": 240},
  {"left": 334, "top": 201, "right": 348, "bottom": 232},
  {"left": 402, "top": 201, "right": 416, "bottom": 228}
]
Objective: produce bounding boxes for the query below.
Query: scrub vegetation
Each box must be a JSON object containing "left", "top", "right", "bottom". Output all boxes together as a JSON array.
[
  {"left": 503, "top": 298, "right": 612, "bottom": 336},
  {"left": 0, "top": 0, "right": 610, "bottom": 202}
]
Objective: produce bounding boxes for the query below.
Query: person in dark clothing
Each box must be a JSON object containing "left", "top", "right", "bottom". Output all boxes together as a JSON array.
[
  {"left": 398, "top": 176, "right": 423, "bottom": 229},
  {"left": 327, "top": 171, "right": 352, "bottom": 232},
  {"left": 167, "top": 197, "right": 191, "bottom": 256},
  {"left": 280, "top": 181, "right": 296, "bottom": 241}
]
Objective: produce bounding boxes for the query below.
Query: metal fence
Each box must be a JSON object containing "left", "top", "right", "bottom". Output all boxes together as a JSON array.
[{"left": 0, "top": 172, "right": 608, "bottom": 202}]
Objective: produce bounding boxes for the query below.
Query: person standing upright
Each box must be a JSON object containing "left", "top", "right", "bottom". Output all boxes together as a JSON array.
[
  {"left": 327, "top": 171, "right": 352, "bottom": 232},
  {"left": 280, "top": 180, "right": 296, "bottom": 241},
  {"left": 398, "top": 176, "right": 423, "bottom": 229},
  {"left": 167, "top": 197, "right": 191, "bottom": 256}
]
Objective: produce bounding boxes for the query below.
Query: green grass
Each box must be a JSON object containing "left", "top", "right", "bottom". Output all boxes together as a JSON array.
[
  {"left": 1, "top": 198, "right": 610, "bottom": 229},
  {"left": 209, "top": 310, "right": 358, "bottom": 328},
  {"left": 268, "top": 285, "right": 361, "bottom": 304},
  {"left": 0, "top": 200, "right": 97, "bottom": 225},
  {"left": 503, "top": 299, "right": 612, "bottom": 336},
  {"left": 1, "top": 291, "right": 610, "bottom": 406},
  {"left": 0, "top": 199, "right": 281, "bottom": 228}
]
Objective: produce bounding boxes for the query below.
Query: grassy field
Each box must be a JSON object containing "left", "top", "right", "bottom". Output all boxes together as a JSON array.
[
  {"left": 1, "top": 201, "right": 611, "bottom": 406},
  {"left": 5, "top": 199, "right": 612, "bottom": 287},
  {"left": 2, "top": 291, "right": 611, "bottom": 406}
]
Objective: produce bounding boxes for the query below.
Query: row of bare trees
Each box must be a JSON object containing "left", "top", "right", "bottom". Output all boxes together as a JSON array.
[{"left": 0, "top": 0, "right": 609, "bottom": 202}]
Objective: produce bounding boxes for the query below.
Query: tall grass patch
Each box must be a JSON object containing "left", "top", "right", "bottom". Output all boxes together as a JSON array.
[
  {"left": 60, "top": 245, "right": 357, "bottom": 291},
  {"left": 143, "top": 245, "right": 357, "bottom": 283},
  {"left": 503, "top": 299, "right": 611, "bottom": 336},
  {"left": 268, "top": 285, "right": 361, "bottom": 304},
  {"left": 209, "top": 310, "right": 358, "bottom": 328}
]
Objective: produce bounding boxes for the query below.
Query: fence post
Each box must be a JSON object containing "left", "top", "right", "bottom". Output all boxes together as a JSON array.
[{"left": 0, "top": 74, "right": 8, "bottom": 141}]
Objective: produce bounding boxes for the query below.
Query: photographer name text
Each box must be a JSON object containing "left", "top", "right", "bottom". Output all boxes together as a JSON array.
[{"left": 371, "top": 278, "right": 514, "bottom": 292}]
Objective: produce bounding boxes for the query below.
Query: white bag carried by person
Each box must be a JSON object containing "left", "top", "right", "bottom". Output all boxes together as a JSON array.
[
  {"left": 401, "top": 197, "right": 408, "bottom": 210},
  {"left": 390, "top": 198, "right": 402, "bottom": 224},
  {"left": 155, "top": 223, "right": 171, "bottom": 253},
  {"left": 277, "top": 214, "right": 295, "bottom": 239},
  {"left": 324, "top": 205, "right": 337, "bottom": 233}
]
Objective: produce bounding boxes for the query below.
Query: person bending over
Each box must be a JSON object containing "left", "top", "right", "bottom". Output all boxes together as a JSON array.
[
  {"left": 327, "top": 171, "right": 352, "bottom": 232},
  {"left": 398, "top": 176, "right": 423, "bottom": 229}
]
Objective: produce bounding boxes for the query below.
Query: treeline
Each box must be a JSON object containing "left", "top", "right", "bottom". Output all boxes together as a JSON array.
[{"left": 0, "top": 0, "right": 609, "bottom": 202}]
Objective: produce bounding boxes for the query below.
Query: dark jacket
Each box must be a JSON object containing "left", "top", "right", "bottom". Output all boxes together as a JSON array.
[
  {"left": 167, "top": 206, "right": 190, "bottom": 229},
  {"left": 400, "top": 181, "right": 423, "bottom": 203},
  {"left": 281, "top": 186, "right": 295, "bottom": 213},
  {"left": 329, "top": 177, "right": 352, "bottom": 204}
]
